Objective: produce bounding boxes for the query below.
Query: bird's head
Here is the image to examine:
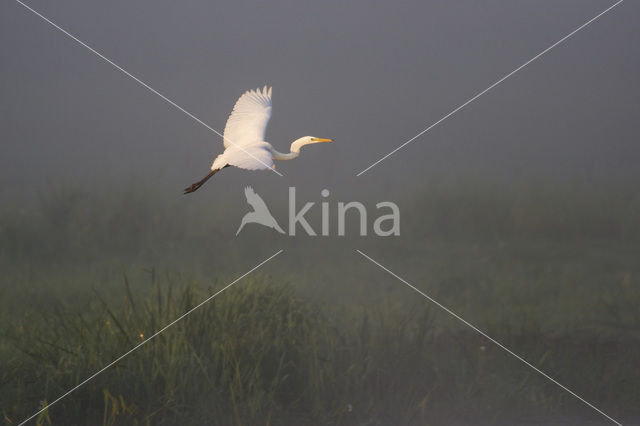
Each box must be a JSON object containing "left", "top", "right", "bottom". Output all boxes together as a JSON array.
[{"left": 291, "top": 136, "right": 334, "bottom": 153}]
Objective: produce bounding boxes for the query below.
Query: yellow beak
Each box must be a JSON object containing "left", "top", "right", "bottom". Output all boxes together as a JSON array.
[{"left": 311, "top": 138, "right": 334, "bottom": 143}]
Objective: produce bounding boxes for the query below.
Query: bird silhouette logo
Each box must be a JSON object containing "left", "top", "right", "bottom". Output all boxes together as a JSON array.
[{"left": 236, "top": 186, "right": 285, "bottom": 235}]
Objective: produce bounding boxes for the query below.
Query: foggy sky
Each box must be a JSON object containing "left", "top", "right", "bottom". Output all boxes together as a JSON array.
[{"left": 1, "top": 0, "right": 638, "bottom": 201}]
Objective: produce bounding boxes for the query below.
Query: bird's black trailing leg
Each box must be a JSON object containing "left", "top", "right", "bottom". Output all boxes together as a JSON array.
[{"left": 183, "top": 165, "right": 229, "bottom": 194}]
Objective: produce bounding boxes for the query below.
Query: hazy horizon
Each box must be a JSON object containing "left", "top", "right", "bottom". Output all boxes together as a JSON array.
[{"left": 1, "top": 0, "right": 639, "bottom": 202}]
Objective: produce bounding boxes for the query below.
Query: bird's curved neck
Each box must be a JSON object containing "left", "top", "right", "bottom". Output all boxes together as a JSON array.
[{"left": 269, "top": 143, "right": 301, "bottom": 161}]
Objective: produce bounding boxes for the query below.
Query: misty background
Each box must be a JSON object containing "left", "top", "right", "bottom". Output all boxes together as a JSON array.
[
  {"left": 1, "top": 1, "right": 639, "bottom": 424},
  {"left": 1, "top": 0, "right": 638, "bottom": 197}
]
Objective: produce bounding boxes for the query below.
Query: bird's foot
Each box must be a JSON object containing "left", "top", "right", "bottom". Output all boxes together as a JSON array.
[{"left": 183, "top": 183, "right": 201, "bottom": 194}]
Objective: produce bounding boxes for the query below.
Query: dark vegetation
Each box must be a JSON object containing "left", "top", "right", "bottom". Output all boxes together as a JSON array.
[{"left": 1, "top": 181, "right": 639, "bottom": 425}]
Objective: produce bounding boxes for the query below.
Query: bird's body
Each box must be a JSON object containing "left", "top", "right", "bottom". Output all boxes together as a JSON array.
[{"left": 184, "top": 86, "right": 332, "bottom": 193}]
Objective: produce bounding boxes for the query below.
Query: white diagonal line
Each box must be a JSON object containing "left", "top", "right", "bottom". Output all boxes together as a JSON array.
[
  {"left": 356, "top": 249, "right": 622, "bottom": 426},
  {"left": 13, "top": 0, "right": 283, "bottom": 177},
  {"left": 18, "top": 249, "right": 284, "bottom": 426},
  {"left": 356, "top": 0, "right": 624, "bottom": 176}
]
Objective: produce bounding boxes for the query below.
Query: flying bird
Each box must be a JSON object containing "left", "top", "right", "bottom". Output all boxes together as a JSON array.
[
  {"left": 236, "top": 186, "right": 285, "bottom": 235},
  {"left": 184, "top": 86, "right": 333, "bottom": 193}
]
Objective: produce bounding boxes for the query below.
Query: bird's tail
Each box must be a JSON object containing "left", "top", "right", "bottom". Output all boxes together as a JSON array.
[{"left": 183, "top": 166, "right": 228, "bottom": 194}]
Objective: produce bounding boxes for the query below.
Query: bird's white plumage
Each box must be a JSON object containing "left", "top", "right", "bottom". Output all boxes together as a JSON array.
[
  {"left": 213, "top": 142, "right": 274, "bottom": 170},
  {"left": 212, "top": 86, "right": 274, "bottom": 171},
  {"left": 223, "top": 86, "right": 272, "bottom": 149},
  {"left": 185, "top": 85, "right": 333, "bottom": 194}
]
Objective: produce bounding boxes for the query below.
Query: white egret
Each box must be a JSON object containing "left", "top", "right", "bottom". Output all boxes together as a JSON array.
[{"left": 184, "top": 86, "right": 333, "bottom": 193}]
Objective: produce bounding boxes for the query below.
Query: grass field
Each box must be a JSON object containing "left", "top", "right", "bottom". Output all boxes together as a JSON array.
[{"left": 1, "top": 180, "right": 639, "bottom": 425}]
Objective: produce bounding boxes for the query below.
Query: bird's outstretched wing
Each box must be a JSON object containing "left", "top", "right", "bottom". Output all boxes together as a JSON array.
[
  {"left": 223, "top": 86, "right": 272, "bottom": 149},
  {"left": 244, "top": 186, "right": 270, "bottom": 212}
]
